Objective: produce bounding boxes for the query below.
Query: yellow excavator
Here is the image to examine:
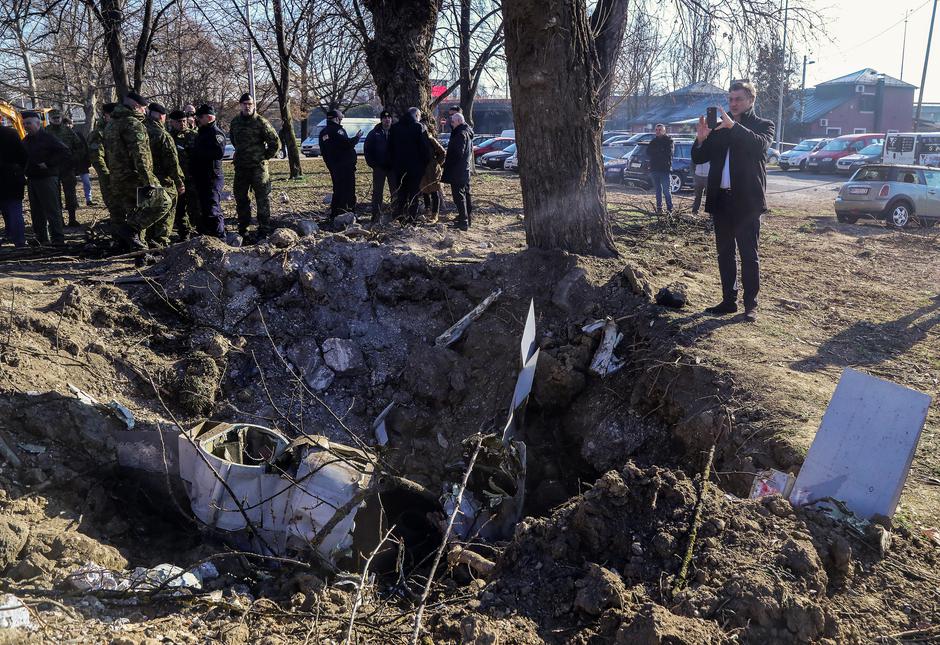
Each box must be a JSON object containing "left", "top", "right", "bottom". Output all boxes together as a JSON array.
[{"left": 0, "top": 101, "right": 53, "bottom": 138}]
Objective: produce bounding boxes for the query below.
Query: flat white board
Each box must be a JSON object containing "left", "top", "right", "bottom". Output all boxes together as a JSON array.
[{"left": 790, "top": 368, "right": 932, "bottom": 519}]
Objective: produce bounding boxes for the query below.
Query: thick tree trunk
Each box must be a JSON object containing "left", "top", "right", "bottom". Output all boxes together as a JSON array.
[
  {"left": 100, "top": 0, "right": 130, "bottom": 97},
  {"left": 272, "top": 0, "right": 302, "bottom": 178},
  {"left": 458, "top": 0, "right": 472, "bottom": 125},
  {"left": 503, "top": 0, "right": 617, "bottom": 257},
  {"left": 590, "top": 0, "right": 630, "bottom": 114},
  {"left": 362, "top": 0, "right": 442, "bottom": 118}
]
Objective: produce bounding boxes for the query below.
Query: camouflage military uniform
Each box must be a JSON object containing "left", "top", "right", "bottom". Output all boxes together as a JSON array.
[
  {"left": 87, "top": 118, "right": 111, "bottom": 208},
  {"left": 45, "top": 121, "right": 85, "bottom": 223},
  {"left": 229, "top": 112, "right": 280, "bottom": 235},
  {"left": 102, "top": 104, "right": 170, "bottom": 247},
  {"left": 169, "top": 125, "right": 201, "bottom": 239},
  {"left": 144, "top": 118, "right": 184, "bottom": 247}
]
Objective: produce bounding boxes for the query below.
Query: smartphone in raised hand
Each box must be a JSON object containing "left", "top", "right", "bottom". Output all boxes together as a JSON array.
[{"left": 706, "top": 107, "right": 718, "bottom": 130}]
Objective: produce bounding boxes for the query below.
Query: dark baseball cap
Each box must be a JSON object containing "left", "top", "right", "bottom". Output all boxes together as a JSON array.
[
  {"left": 125, "top": 91, "right": 148, "bottom": 106},
  {"left": 195, "top": 104, "right": 215, "bottom": 116},
  {"left": 102, "top": 102, "right": 116, "bottom": 114},
  {"left": 20, "top": 111, "right": 40, "bottom": 120},
  {"left": 379, "top": 110, "right": 392, "bottom": 118},
  {"left": 148, "top": 102, "right": 167, "bottom": 115},
  {"left": 48, "top": 108, "right": 62, "bottom": 116},
  {"left": 326, "top": 109, "right": 343, "bottom": 119},
  {"left": 168, "top": 109, "right": 186, "bottom": 120},
  {"left": 239, "top": 93, "right": 253, "bottom": 103}
]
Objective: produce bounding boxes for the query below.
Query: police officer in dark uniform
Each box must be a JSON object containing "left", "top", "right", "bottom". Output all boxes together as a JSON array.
[
  {"left": 191, "top": 104, "right": 226, "bottom": 239},
  {"left": 318, "top": 109, "right": 361, "bottom": 222}
]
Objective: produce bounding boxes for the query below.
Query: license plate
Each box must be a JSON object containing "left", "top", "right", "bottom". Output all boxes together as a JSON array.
[
  {"left": 631, "top": 162, "right": 642, "bottom": 168},
  {"left": 847, "top": 186, "right": 870, "bottom": 194},
  {"left": 809, "top": 161, "right": 818, "bottom": 166}
]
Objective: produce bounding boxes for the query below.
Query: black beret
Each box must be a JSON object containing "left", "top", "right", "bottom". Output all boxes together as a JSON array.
[
  {"left": 20, "top": 111, "right": 40, "bottom": 120},
  {"left": 48, "top": 108, "right": 62, "bottom": 116},
  {"left": 195, "top": 104, "right": 215, "bottom": 116},
  {"left": 168, "top": 109, "right": 185, "bottom": 120},
  {"left": 379, "top": 109, "right": 392, "bottom": 118},
  {"left": 102, "top": 102, "right": 117, "bottom": 114},
  {"left": 125, "top": 91, "right": 147, "bottom": 106},
  {"left": 326, "top": 109, "right": 343, "bottom": 119},
  {"left": 239, "top": 93, "right": 253, "bottom": 103},
  {"left": 148, "top": 102, "right": 166, "bottom": 115}
]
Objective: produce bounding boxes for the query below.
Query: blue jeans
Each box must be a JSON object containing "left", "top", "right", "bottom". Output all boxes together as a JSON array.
[
  {"left": 649, "top": 171, "right": 673, "bottom": 211},
  {"left": 80, "top": 173, "right": 92, "bottom": 202},
  {"left": 0, "top": 198, "right": 26, "bottom": 246}
]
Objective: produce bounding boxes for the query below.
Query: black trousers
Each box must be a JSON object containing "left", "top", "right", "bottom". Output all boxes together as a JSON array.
[
  {"left": 450, "top": 182, "right": 472, "bottom": 226},
  {"left": 58, "top": 167, "right": 78, "bottom": 218},
  {"left": 329, "top": 165, "right": 356, "bottom": 217},
  {"left": 195, "top": 175, "right": 225, "bottom": 238},
  {"left": 370, "top": 167, "right": 399, "bottom": 214},
  {"left": 711, "top": 190, "right": 761, "bottom": 308},
  {"left": 395, "top": 169, "right": 422, "bottom": 220}
]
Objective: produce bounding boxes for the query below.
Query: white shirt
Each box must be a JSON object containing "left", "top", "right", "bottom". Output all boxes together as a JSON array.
[
  {"left": 720, "top": 150, "right": 731, "bottom": 189},
  {"left": 695, "top": 161, "right": 710, "bottom": 177}
]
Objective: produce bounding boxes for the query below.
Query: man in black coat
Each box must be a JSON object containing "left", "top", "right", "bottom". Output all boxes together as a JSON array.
[
  {"left": 388, "top": 107, "right": 429, "bottom": 224},
  {"left": 646, "top": 124, "right": 674, "bottom": 213},
  {"left": 691, "top": 80, "right": 774, "bottom": 323},
  {"left": 0, "top": 125, "right": 27, "bottom": 246},
  {"left": 22, "top": 112, "right": 70, "bottom": 246},
  {"left": 191, "top": 104, "right": 226, "bottom": 239},
  {"left": 441, "top": 112, "right": 474, "bottom": 231},
  {"left": 319, "top": 109, "right": 361, "bottom": 221},
  {"left": 363, "top": 109, "right": 397, "bottom": 223}
]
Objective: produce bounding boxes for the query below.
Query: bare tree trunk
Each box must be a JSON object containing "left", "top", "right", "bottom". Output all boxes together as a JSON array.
[
  {"left": 590, "top": 0, "right": 630, "bottom": 114},
  {"left": 17, "top": 37, "right": 39, "bottom": 108},
  {"left": 362, "top": 0, "right": 442, "bottom": 117},
  {"left": 503, "top": 0, "right": 617, "bottom": 257},
  {"left": 458, "top": 0, "right": 472, "bottom": 124},
  {"left": 99, "top": 0, "right": 130, "bottom": 96},
  {"left": 272, "top": 0, "right": 302, "bottom": 177}
]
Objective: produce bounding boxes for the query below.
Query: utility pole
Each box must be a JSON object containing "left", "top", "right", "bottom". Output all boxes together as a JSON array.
[
  {"left": 915, "top": 0, "right": 938, "bottom": 132},
  {"left": 246, "top": 0, "right": 255, "bottom": 97},
  {"left": 800, "top": 55, "right": 815, "bottom": 124},
  {"left": 775, "top": 0, "right": 789, "bottom": 148},
  {"left": 901, "top": 9, "right": 910, "bottom": 80}
]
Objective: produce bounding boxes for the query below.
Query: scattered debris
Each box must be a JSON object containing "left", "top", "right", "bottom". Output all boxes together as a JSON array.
[
  {"left": 67, "top": 383, "right": 135, "bottom": 430},
  {"left": 0, "top": 594, "right": 31, "bottom": 630},
  {"left": 790, "top": 368, "right": 932, "bottom": 518},
  {"left": 588, "top": 318, "right": 625, "bottom": 377},
  {"left": 0, "top": 430, "right": 22, "bottom": 467},
  {"left": 655, "top": 282, "right": 688, "bottom": 309},
  {"left": 371, "top": 402, "right": 394, "bottom": 447},
  {"left": 67, "top": 562, "right": 204, "bottom": 594},
  {"left": 269, "top": 227, "right": 300, "bottom": 248},
  {"left": 435, "top": 288, "right": 502, "bottom": 348},
  {"left": 749, "top": 468, "right": 795, "bottom": 500},
  {"left": 923, "top": 527, "right": 940, "bottom": 547}
]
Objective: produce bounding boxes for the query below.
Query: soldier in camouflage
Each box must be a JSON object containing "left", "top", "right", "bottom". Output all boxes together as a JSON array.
[
  {"left": 87, "top": 103, "right": 115, "bottom": 212},
  {"left": 167, "top": 109, "right": 200, "bottom": 240},
  {"left": 144, "top": 103, "right": 185, "bottom": 248},
  {"left": 45, "top": 108, "right": 86, "bottom": 227},
  {"left": 102, "top": 92, "right": 171, "bottom": 251},
  {"left": 229, "top": 93, "right": 281, "bottom": 238}
]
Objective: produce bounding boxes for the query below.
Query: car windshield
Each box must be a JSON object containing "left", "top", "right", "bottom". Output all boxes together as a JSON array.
[
  {"left": 823, "top": 139, "right": 853, "bottom": 151},
  {"left": 476, "top": 138, "right": 497, "bottom": 148},
  {"left": 793, "top": 141, "right": 817, "bottom": 151},
  {"left": 603, "top": 136, "right": 628, "bottom": 145},
  {"left": 504, "top": 143, "right": 516, "bottom": 154},
  {"left": 619, "top": 145, "right": 637, "bottom": 158},
  {"left": 859, "top": 143, "right": 883, "bottom": 155}
]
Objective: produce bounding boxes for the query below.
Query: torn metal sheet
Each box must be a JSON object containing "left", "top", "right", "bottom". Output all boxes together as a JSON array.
[
  {"left": 789, "top": 368, "right": 932, "bottom": 519},
  {"left": 178, "top": 422, "right": 376, "bottom": 563},
  {"left": 589, "top": 318, "right": 625, "bottom": 377},
  {"left": 435, "top": 288, "right": 502, "bottom": 347},
  {"left": 371, "top": 402, "right": 394, "bottom": 447},
  {"left": 67, "top": 382, "right": 135, "bottom": 430}
]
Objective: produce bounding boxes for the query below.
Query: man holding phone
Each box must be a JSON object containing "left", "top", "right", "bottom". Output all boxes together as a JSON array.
[{"left": 691, "top": 80, "right": 774, "bottom": 322}]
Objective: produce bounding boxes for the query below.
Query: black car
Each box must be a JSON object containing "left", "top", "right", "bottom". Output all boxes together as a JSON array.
[
  {"left": 835, "top": 143, "right": 885, "bottom": 175},
  {"left": 480, "top": 143, "right": 517, "bottom": 169},
  {"left": 603, "top": 146, "right": 637, "bottom": 182},
  {"left": 618, "top": 141, "right": 694, "bottom": 193}
]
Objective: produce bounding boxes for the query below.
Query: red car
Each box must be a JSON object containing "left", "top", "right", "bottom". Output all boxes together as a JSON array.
[
  {"left": 473, "top": 137, "right": 514, "bottom": 163},
  {"left": 807, "top": 133, "right": 885, "bottom": 173}
]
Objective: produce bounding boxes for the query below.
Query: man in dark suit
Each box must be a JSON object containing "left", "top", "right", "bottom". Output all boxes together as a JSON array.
[
  {"left": 691, "top": 80, "right": 774, "bottom": 323},
  {"left": 388, "top": 107, "right": 429, "bottom": 224}
]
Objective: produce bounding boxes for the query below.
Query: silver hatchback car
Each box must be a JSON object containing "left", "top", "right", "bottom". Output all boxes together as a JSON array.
[{"left": 834, "top": 164, "right": 940, "bottom": 227}]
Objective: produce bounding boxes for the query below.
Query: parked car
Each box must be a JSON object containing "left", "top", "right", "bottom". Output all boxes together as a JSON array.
[
  {"left": 473, "top": 137, "right": 514, "bottom": 163},
  {"left": 223, "top": 139, "right": 234, "bottom": 160},
  {"left": 834, "top": 164, "right": 940, "bottom": 227},
  {"left": 619, "top": 141, "right": 694, "bottom": 193},
  {"left": 807, "top": 133, "right": 885, "bottom": 173},
  {"left": 504, "top": 151, "right": 518, "bottom": 171},
  {"left": 766, "top": 147, "right": 780, "bottom": 165},
  {"left": 603, "top": 147, "right": 638, "bottom": 182},
  {"left": 624, "top": 132, "right": 656, "bottom": 144},
  {"left": 480, "top": 143, "right": 517, "bottom": 169},
  {"left": 882, "top": 132, "right": 940, "bottom": 167},
  {"left": 438, "top": 132, "right": 451, "bottom": 147},
  {"left": 301, "top": 118, "right": 377, "bottom": 157},
  {"left": 835, "top": 142, "right": 884, "bottom": 174},
  {"left": 472, "top": 134, "right": 495, "bottom": 146},
  {"left": 778, "top": 138, "right": 828, "bottom": 171}
]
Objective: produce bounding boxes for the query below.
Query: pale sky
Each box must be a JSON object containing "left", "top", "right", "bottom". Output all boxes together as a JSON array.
[{"left": 805, "top": 0, "right": 940, "bottom": 101}]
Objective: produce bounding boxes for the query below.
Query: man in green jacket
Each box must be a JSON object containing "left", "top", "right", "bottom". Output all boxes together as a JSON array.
[
  {"left": 229, "top": 93, "right": 281, "bottom": 238},
  {"left": 88, "top": 102, "right": 116, "bottom": 212},
  {"left": 144, "top": 102, "right": 185, "bottom": 248},
  {"left": 45, "top": 108, "right": 86, "bottom": 227},
  {"left": 103, "top": 91, "right": 171, "bottom": 251}
]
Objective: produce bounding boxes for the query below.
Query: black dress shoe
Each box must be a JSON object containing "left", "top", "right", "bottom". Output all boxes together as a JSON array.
[
  {"left": 743, "top": 306, "right": 758, "bottom": 322},
  {"left": 704, "top": 301, "right": 738, "bottom": 315}
]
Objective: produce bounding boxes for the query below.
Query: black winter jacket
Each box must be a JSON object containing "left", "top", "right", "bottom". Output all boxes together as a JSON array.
[
  {"left": 647, "top": 135, "right": 674, "bottom": 172},
  {"left": 23, "top": 130, "right": 69, "bottom": 179},
  {"left": 0, "top": 126, "right": 26, "bottom": 200},
  {"left": 319, "top": 120, "right": 359, "bottom": 171},
  {"left": 363, "top": 125, "right": 392, "bottom": 170},
  {"left": 442, "top": 123, "right": 474, "bottom": 185},
  {"left": 690, "top": 108, "right": 775, "bottom": 215},
  {"left": 388, "top": 113, "right": 429, "bottom": 175}
]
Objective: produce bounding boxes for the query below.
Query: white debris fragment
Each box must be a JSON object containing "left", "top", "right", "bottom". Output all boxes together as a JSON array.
[
  {"left": 435, "top": 289, "right": 502, "bottom": 348},
  {"left": 0, "top": 594, "right": 31, "bottom": 630},
  {"left": 588, "top": 318, "right": 625, "bottom": 378}
]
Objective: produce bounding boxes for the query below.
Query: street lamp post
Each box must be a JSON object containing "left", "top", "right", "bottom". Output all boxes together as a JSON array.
[{"left": 800, "top": 56, "right": 815, "bottom": 127}]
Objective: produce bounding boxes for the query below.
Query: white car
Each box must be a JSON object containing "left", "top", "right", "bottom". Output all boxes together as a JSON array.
[
  {"left": 504, "top": 151, "right": 518, "bottom": 171},
  {"left": 778, "top": 138, "right": 828, "bottom": 171},
  {"left": 302, "top": 118, "right": 377, "bottom": 157},
  {"left": 223, "top": 141, "right": 234, "bottom": 160}
]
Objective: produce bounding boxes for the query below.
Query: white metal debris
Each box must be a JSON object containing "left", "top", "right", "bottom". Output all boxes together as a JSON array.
[
  {"left": 588, "top": 318, "right": 625, "bottom": 377},
  {"left": 0, "top": 594, "right": 31, "bottom": 630},
  {"left": 435, "top": 289, "right": 502, "bottom": 347}
]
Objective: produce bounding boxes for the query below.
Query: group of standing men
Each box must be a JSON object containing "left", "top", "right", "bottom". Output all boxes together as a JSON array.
[
  {"left": 319, "top": 104, "right": 475, "bottom": 231},
  {"left": 1, "top": 90, "right": 280, "bottom": 250}
]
